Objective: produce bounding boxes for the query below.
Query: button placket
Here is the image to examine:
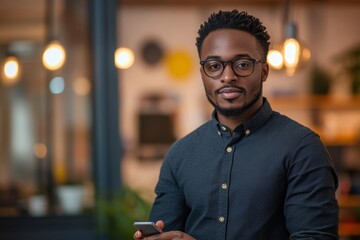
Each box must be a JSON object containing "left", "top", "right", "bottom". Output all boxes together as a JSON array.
[{"left": 217, "top": 134, "right": 234, "bottom": 234}]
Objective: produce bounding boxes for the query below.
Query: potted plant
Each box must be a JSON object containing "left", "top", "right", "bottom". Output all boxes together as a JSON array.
[
  {"left": 97, "top": 186, "right": 152, "bottom": 240},
  {"left": 309, "top": 64, "right": 332, "bottom": 96},
  {"left": 334, "top": 43, "right": 360, "bottom": 95}
]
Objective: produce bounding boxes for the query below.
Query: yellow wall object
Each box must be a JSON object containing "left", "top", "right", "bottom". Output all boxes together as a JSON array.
[{"left": 165, "top": 50, "right": 193, "bottom": 80}]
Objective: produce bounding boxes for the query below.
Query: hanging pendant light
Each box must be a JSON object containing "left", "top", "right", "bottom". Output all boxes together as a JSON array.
[
  {"left": 281, "top": 22, "right": 311, "bottom": 76},
  {"left": 267, "top": 0, "right": 311, "bottom": 76},
  {"left": 42, "top": 0, "right": 66, "bottom": 71}
]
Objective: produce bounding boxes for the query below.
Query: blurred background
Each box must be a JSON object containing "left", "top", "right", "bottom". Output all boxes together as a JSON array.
[{"left": 0, "top": 0, "right": 360, "bottom": 239}]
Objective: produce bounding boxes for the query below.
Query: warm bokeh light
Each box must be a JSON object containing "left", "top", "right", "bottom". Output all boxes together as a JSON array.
[
  {"left": 72, "top": 77, "right": 91, "bottom": 96},
  {"left": 33, "top": 143, "right": 47, "bottom": 158},
  {"left": 267, "top": 38, "right": 311, "bottom": 76},
  {"left": 114, "top": 47, "right": 135, "bottom": 69},
  {"left": 1, "top": 56, "right": 21, "bottom": 85},
  {"left": 267, "top": 49, "right": 283, "bottom": 70},
  {"left": 302, "top": 47, "right": 311, "bottom": 62},
  {"left": 49, "top": 76, "right": 65, "bottom": 94},
  {"left": 283, "top": 38, "right": 300, "bottom": 73},
  {"left": 4, "top": 58, "right": 19, "bottom": 79},
  {"left": 42, "top": 41, "right": 66, "bottom": 71}
]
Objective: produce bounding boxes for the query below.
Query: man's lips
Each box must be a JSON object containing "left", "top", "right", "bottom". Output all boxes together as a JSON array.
[{"left": 216, "top": 87, "right": 245, "bottom": 100}]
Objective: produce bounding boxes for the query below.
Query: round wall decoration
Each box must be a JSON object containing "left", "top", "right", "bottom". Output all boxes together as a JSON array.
[{"left": 140, "top": 39, "right": 164, "bottom": 66}]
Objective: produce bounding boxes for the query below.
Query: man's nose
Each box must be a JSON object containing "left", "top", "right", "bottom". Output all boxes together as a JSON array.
[{"left": 221, "top": 63, "right": 237, "bottom": 83}]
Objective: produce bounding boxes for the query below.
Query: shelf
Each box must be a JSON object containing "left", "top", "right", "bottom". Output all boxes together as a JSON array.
[
  {"left": 269, "top": 95, "right": 360, "bottom": 110},
  {"left": 312, "top": 127, "right": 359, "bottom": 146},
  {"left": 339, "top": 223, "right": 360, "bottom": 236}
]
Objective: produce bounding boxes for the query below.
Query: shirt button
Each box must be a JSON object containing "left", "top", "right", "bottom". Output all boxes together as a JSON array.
[
  {"left": 226, "top": 147, "right": 232, "bottom": 153},
  {"left": 221, "top": 183, "right": 228, "bottom": 189},
  {"left": 218, "top": 216, "right": 225, "bottom": 222},
  {"left": 221, "top": 126, "right": 227, "bottom": 131},
  {"left": 217, "top": 131, "right": 221, "bottom": 135},
  {"left": 245, "top": 129, "right": 251, "bottom": 135}
]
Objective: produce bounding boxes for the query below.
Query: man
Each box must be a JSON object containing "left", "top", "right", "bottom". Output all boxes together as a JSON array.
[{"left": 134, "top": 10, "right": 338, "bottom": 240}]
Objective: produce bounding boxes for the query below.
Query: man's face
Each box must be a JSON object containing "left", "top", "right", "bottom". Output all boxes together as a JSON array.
[{"left": 200, "top": 29, "right": 269, "bottom": 118}]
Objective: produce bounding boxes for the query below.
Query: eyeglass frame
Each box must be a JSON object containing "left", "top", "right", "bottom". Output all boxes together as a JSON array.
[{"left": 200, "top": 57, "right": 265, "bottom": 78}]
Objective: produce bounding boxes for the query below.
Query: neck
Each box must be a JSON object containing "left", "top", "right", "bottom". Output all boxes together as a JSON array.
[{"left": 217, "top": 97, "right": 263, "bottom": 133}]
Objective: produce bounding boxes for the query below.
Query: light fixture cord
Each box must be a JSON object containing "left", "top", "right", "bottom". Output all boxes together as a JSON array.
[
  {"left": 45, "top": 0, "right": 55, "bottom": 42},
  {"left": 283, "top": 0, "right": 297, "bottom": 39}
]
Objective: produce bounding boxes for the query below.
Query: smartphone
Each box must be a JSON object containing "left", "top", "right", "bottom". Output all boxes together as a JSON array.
[{"left": 134, "top": 221, "right": 163, "bottom": 237}]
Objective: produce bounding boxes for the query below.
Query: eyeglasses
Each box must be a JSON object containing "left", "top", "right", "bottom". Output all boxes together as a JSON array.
[{"left": 200, "top": 58, "right": 265, "bottom": 78}]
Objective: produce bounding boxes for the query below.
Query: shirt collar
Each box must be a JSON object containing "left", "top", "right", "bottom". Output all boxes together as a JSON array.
[{"left": 211, "top": 97, "right": 273, "bottom": 136}]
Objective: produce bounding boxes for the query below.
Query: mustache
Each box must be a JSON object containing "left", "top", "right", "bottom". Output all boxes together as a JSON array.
[{"left": 215, "top": 85, "right": 246, "bottom": 95}]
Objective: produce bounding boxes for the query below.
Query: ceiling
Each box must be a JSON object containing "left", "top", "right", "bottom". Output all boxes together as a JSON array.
[
  {"left": 0, "top": 0, "right": 359, "bottom": 47},
  {"left": 0, "top": 0, "right": 46, "bottom": 45},
  {"left": 120, "top": 0, "right": 360, "bottom": 5}
]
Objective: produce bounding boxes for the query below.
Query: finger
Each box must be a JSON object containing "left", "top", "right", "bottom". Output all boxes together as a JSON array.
[
  {"left": 133, "top": 230, "right": 142, "bottom": 239},
  {"left": 155, "top": 220, "right": 165, "bottom": 230}
]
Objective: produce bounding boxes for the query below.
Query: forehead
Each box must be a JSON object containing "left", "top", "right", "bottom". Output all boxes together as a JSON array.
[{"left": 200, "top": 29, "right": 260, "bottom": 59}]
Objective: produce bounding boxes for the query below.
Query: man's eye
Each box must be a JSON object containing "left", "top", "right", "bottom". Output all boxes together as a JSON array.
[
  {"left": 206, "top": 62, "right": 222, "bottom": 71},
  {"left": 236, "top": 61, "right": 251, "bottom": 69}
]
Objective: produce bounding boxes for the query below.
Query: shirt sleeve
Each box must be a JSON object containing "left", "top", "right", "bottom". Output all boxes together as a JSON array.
[
  {"left": 285, "top": 132, "right": 339, "bottom": 239},
  {"left": 149, "top": 148, "right": 190, "bottom": 232}
]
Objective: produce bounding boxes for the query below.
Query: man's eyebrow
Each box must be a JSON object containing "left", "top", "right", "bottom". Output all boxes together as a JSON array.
[
  {"left": 234, "top": 54, "right": 252, "bottom": 58},
  {"left": 203, "top": 54, "right": 252, "bottom": 61},
  {"left": 203, "top": 55, "right": 221, "bottom": 61}
]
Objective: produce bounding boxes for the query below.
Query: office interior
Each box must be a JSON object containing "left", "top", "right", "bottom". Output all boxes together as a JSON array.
[{"left": 0, "top": 0, "right": 360, "bottom": 239}]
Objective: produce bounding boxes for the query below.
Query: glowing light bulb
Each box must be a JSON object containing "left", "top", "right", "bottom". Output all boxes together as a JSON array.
[
  {"left": 115, "top": 47, "right": 135, "bottom": 69},
  {"left": 1, "top": 56, "right": 21, "bottom": 85},
  {"left": 267, "top": 49, "right": 283, "bottom": 70},
  {"left": 282, "top": 38, "right": 311, "bottom": 76},
  {"left": 42, "top": 41, "right": 66, "bottom": 71},
  {"left": 283, "top": 38, "right": 300, "bottom": 75}
]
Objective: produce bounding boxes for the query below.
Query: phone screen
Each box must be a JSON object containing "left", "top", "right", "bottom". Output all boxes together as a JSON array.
[{"left": 134, "top": 221, "right": 162, "bottom": 237}]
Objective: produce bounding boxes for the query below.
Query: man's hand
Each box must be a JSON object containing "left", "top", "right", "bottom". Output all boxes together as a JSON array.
[{"left": 133, "top": 220, "right": 196, "bottom": 240}]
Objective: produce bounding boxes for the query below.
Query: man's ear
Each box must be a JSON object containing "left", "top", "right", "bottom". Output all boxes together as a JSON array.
[{"left": 262, "top": 62, "right": 269, "bottom": 82}]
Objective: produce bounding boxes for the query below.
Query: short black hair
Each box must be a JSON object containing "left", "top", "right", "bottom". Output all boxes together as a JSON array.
[{"left": 196, "top": 10, "right": 270, "bottom": 60}]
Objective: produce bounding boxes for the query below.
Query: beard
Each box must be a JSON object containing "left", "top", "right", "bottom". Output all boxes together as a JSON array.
[{"left": 206, "top": 83, "right": 263, "bottom": 118}]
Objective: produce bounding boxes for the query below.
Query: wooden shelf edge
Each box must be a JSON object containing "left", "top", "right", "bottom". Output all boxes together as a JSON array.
[
  {"left": 269, "top": 95, "right": 360, "bottom": 110},
  {"left": 339, "top": 223, "right": 360, "bottom": 236}
]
